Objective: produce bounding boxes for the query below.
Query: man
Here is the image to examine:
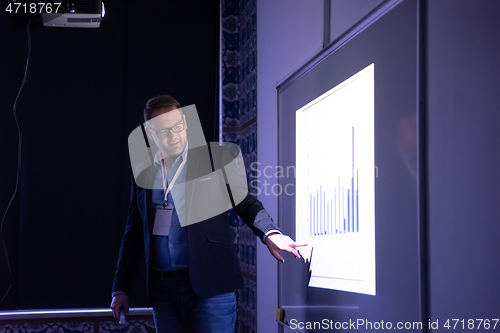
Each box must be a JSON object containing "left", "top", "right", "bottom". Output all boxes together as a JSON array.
[{"left": 111, "top": 95, "right": 304, "bottom": 333}]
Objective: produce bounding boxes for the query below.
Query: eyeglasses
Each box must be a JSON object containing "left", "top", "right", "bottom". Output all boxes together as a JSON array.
[{"left": 150, "top": 119, "right": 185, "bottom": 138}]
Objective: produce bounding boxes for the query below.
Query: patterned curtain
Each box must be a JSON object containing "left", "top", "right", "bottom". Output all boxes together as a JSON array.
[{"left": 220, "top": 0, "right": 258, "bottom": 332}]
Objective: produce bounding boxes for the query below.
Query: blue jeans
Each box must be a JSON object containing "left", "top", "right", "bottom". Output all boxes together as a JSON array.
[{"left": 152, "top": 273, "right": 236, "bottom": 333}]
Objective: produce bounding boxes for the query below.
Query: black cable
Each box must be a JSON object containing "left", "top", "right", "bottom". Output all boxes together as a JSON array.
[{"left": 0, "top": 17, "right": 33, "bottom": 309}]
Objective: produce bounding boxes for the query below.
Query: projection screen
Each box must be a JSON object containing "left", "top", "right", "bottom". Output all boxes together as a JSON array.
[{"left": 277, "top": 0, "right": 423, "bottom": 331}]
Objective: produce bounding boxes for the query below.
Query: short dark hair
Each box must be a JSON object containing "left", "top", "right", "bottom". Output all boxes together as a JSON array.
[{"left": 143, "top": 95, "right": 182, "bottom": 121}]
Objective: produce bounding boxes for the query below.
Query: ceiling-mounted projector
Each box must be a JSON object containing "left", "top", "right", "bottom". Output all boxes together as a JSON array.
[{"left": 42, "top": 0, "right": 104, "bottom": 28}]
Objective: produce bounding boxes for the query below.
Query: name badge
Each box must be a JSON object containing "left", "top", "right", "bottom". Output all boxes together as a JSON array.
[{"left": 153, "top": 204, "right": 173, "bottom": 236}]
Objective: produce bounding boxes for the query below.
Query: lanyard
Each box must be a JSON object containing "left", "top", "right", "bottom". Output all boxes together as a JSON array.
[{"left": 160, "top": 151, "right": 188, "bottom": 205}]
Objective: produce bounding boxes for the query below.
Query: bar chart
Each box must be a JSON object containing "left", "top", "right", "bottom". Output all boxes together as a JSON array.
[
  {"left": 309, "top": 128, "right": 359, "bottom": 236},
  {"left": 296, "top": 63, "right": 376, "bottom": 295}
]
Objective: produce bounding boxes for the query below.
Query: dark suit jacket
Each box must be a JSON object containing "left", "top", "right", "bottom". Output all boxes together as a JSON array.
[{"left": 112, "top": 144, "right": 279, "bottom": 303}]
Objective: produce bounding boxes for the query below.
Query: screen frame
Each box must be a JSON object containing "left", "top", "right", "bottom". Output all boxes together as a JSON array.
[{"left": 276, "top": 0, "right": 427, "bottom": 331}]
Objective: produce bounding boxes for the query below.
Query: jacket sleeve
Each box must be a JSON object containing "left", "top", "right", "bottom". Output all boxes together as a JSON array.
[
  {"left": 112, "top": 175, "right": 145, "bottom": 295},
  {"left": 233, "top": 193, "right": 281, "bottom": 243},
  {"left": 216, "top": 143, "right": 281, "bottom": 243}
]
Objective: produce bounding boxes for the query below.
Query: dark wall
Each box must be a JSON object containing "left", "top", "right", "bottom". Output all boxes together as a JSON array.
[
  {"left": 0, "top": 0, "right": 219, "bottom": 310},
  {"left": 427, "top": 0, "right": 500, "bottom": 324}
]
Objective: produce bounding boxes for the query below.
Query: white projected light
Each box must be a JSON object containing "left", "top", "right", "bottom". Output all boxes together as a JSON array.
[{"left": 296, "top": 64, "right": 375, "bottom": 295}]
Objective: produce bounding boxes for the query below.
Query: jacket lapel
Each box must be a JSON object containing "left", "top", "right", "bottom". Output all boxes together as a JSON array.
[
  {"left": 184, "top": 148, "right": 200, "bottom": 227},
  {"left": 140, "top": 165, "right": 157, "bottom": 235}
]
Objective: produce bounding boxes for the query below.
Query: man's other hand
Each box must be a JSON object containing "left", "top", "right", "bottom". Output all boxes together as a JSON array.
[
  {"left": 265, "top": 233, "right": 308, "bottom": 263},
  {"left": 110, "top": 293, "right": 129, "bottom": 321}
]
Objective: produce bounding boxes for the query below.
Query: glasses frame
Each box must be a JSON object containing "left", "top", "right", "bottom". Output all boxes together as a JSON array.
[{"left": 150, "top": 118, "right": 186, "bottom": 138}]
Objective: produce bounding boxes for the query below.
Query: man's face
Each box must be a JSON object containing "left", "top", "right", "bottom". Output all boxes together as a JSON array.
[{"left": 146, "top": 108, "right": 187, "bottom": 160}]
